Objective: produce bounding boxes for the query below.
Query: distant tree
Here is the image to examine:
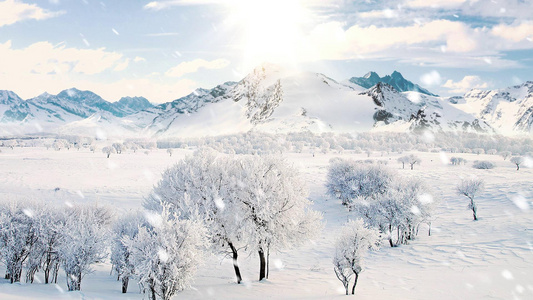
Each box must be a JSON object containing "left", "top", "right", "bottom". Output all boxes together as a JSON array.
[
  {"left": 90, "top": 145, "right": 97, "bottom": 153},
  {"left": 499, "top": 151, "right": 512, "bottom": 160},
  {"left": 472, "top": 161, "right": 494, "bottom": 169},
  {"left": 407, "top": 154, "right": 421, "bottom": 170},
  {"left": 333, "top": 219, "right": 380, "bottom": 295},
  {"left": 397, "top": 156, "right": 409, "bottom": 169},
  {"left": 112, "top": 143, "right": 126, "bottom": 154},
  {"left": 166, "top": 148, "right": 173, "bottom": 157},
  {"left": 102, "top": 146, "right": 116, "bottom": 158},
  {"left": 457, "top": 178, "right": 484, "bottom": 221},
  {"left": 510, "top": 156, "right": 524, "bottom": 170},
  {"left": 486, "top": 149, "right": 498, "bottom": 155},
  {"left": 472, "top": 148, "right": 484, "bottom": 155},
  {"left": 450, "top": 157, "right": 467, "bottom": 165}
]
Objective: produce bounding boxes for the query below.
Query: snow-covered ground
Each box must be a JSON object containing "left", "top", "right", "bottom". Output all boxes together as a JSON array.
[{"left": 1, "top": 147, "right": 532, "bottom": 299}]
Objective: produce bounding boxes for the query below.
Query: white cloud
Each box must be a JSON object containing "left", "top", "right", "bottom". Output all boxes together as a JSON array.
[
  {"left": 443, "top": 75, "right": 488, "bottom": 94},
  {"left": 113, "top": 59, "right": 130, "bottom": 71},
  {"left": 303, "top": 20, "right": 479, "bottom": 61},
  {"left": 165, "top": 58, "right": 230, "bottom": 77},
  {"left": 406, "top": 0, "right": 468, "bottom": 8},
  {"left": 0, "top": 40, "right": 125, "bottom": 76},
  {"left": 144, "top": 0, "right": 221, "bottom": 10},
  {"left": 492, "top": 22, "right": 533, "bottom": 42},
  {"left": 0, "top": 0, "right": 64, "bottom": 27},
  {"left": 134, "top": 56, "right": 146, "bottom": 63},
  {"left": 420, "top": 70, "right": 442, "bottom": 87}
]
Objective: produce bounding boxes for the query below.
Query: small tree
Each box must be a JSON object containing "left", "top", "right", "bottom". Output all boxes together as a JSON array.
[
  {"left": 457, "top": 178, "right": 484, "bottom": 221},
  {"left": 333, "top": 219, "right": 380, "bottom": 295},
  {"left": 510, "top": 156, "right": 523, "bottom": 170},
  {"left": 397, "top": 156, "right": 409, "bottom": 169},
  {"left": 111, "top": 212, "right": 144, "bottom": 293},
  {"left": 57, "top": 205, "right": 111, "bottom": 291},
  {"left": 102, "top": 146, "right": 116, "bottom": 158},
  {"left": 407, "top": 154, "right": 421, "bottom": 170},
  {"left": 166, "top": 148, "right": 173, "bottom": 157},
  {"left": 124, "top": 206, "right": 206, "bottom": 300}
]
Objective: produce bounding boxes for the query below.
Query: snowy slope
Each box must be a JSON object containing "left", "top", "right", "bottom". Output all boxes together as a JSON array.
[
  {"left": 138, "top": 64, "right": 490, "bottom": 138},
  {"left": 449, "top": 81, "right": 533, "bottom": 134}
]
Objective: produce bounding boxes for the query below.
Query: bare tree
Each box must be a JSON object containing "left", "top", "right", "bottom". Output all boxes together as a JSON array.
[
  {"left": 457, "top": 178, "right": 484, "bottom": 221},
  {"left": 510, "top": 156, "right": 523, "bottom": 171}
]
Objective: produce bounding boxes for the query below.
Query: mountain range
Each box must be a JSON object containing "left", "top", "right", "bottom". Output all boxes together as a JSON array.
[{"left": 0, "top": 65, "right": 531, "bottom": 138}]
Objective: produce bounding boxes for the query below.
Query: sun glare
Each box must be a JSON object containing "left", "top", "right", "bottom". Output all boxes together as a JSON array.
[{"left": 226, "top": 0, "right": 310, "bottom": 70}]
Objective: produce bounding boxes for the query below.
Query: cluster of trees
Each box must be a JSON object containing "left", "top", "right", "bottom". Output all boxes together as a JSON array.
[
  {"left": 327, "top": 158, "right": 435, "bottom": 247},
  {"left": 450, "top": 157, "right": 467, "bottom": 165},
  {"left": 397, "top": 154, "right": 421, "bottom": 170},
  {"left": 156, "top": 131, "right": 533, "bottom": 156},
  {"left": 1, "top": 150, "right": 321, "bottom": 299},
  {"left": 141, "top": 149, "right": 322, "bottom": 284},
  {"left": 101, "top": 141, "right": 157, "bottom": 158},
  {"left": 472, "top": 161, "right": 495, "bottom": 169},
  {"left": 0, "top": 202, "right": 111, "bottom": 290}
]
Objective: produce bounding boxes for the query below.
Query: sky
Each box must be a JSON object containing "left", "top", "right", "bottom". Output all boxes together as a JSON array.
[{"left": 0, "top": 0, "right": 532, "bottom": 103}]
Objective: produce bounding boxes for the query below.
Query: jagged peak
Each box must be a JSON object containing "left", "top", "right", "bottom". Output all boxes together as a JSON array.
[
  {"left": 391, "top": 70, "right": 404, "bottom": 79},
  {"left": 363, "top": 71, "right": 379, "bottom": 79}
]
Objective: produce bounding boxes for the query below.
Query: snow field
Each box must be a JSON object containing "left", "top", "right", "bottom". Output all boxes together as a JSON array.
[{"left": 0, "top": 147, "right": 532, "bottom": 299}]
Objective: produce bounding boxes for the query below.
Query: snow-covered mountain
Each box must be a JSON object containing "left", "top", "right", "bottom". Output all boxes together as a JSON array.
[
  {"left": 2, "top": 65, "right": 532, "bottom": 138},
  {"left": 447, "top": 81, "right": 533, "bottom": 134},
  {"left": 349, "top": 71, "right": 438, "bottom": 96},
  {"left": 121, "top": 64, "right": 490, "bottom": 138},
  {"left": 0, "top": 89, "right": 153, "bottom": 134}
]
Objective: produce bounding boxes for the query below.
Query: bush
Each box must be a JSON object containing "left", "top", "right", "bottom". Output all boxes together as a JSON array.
[{"left": 472, "top": 161, "right": 494, "bottom": 169}]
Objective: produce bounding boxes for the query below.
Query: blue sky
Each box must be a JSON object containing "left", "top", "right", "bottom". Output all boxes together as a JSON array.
[{"left": 0, "top": 0, "right": 532, "bottom": 102}]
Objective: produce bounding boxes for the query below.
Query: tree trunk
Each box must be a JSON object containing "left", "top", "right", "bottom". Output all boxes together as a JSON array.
[
  {"left": 471, "top": 199, "right": 477, "bottom": 221},
  {"left": 122, "top": 276, "right": 129, "bottom": 293},
  {"left": 107, "top": 153, "right": 110, "bottom": 158},
  {"left": 517, "top": 165, "right": 520, "bottom": 171},
  {"left": 266, "top": 245, "right": 270, "bottom": 279},
  {"left": 258, "top": 249, "right": 266, "bottom": 281},
  {"left": 351, "top": 272, "right": 359, "bottom": 295},
  {"left": 410, "top": 163, "right": 414, "bottom": 170},
  {"left": 4, "top": 272, "right": 10, "bottom": 280},
  {"left": 402, "top": 162, "right": 405, "bottom": 169},
  {"left": 228, "top": 242, "right": 242, "bottom": 284}
]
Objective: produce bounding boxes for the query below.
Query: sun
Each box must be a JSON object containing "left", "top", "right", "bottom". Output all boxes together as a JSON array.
[{"left": 224, "top": 0, "right": 311, "bottom": 70}]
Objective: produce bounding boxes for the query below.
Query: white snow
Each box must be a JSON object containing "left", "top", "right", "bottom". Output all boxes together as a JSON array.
[{"left": 0, "top": 147, "right": 532, "bottom": 299}]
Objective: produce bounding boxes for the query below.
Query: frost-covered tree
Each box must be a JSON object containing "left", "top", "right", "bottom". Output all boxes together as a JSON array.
[
  {"left": 333, "top": 219, "right": 380, "bottom": 295},
  {"left": 510, "top": 156, "right": 524, "bottom": 171},
  {"left": 111, "top": 212, "right": 145, "bottom": 293},
  {"left": 102, "top": 146, "right": 116, "bottom": 158},
  {"left": 407, "top": 154, "right": 421, "bottom": 170},
  {"left": 457, "top": 178, "right": 484, "bottom": 221},
  {"left": 57, "top": 205, "right": 111, "bottom": 291},
  {"left": 472, "top": 161, "right": 494, "bottom": 169},
  {"left": 144, "top": 149, "right": 248, "bottom": 284},
  {"left": 166, "top": 148, "right": 173, "bottom": 157},
  {"left": 450, "top": 157, "right": 466, "bottom": 166},
  {"left": 124, "top": 206, "right": 206, "bottom": 300},
  {"left": 25, "top": 205, "right": 66, "bottom": 284},
  {"left": 0, "top": 202, "right": 38, "bottom": 283},
  {"left": 232, "top": 155, "right": 322, "bottom": 281},
  {"left": 112, "top": 142, "right": 126, "bottom": 154},
  {"left": 352, "top": 177, "right": 434, "bottom": 247},
  {"left": 397, "top": 156, "right": 409, "bottom": 169},
  {"left": 326, "top": 158, "right": 394, "bottom": 206}
]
